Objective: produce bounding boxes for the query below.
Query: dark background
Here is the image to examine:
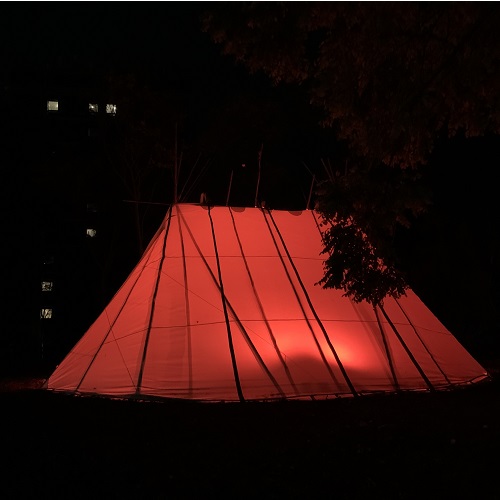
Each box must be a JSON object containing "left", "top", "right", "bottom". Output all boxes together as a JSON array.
[{"left": 1, "top": 3, "right": 498, "bottom": 377}]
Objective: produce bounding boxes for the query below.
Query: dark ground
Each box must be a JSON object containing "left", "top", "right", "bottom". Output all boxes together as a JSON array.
[{"left": 1, "top": 363, "right": 499, "bottom": 500}]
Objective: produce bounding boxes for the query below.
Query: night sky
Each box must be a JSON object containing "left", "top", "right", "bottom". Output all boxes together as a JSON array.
[
  {"left": 1, "top": 2, "right": 330, "bottom": 197},
  {"left": 0, "top": 3, "right": 358, "bottom": 209},
  {"left": 1, "top": 3, "right": 499, "bottom": 374}
]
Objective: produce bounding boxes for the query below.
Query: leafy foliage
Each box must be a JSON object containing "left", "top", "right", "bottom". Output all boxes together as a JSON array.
[
  {"left": 204, "top": 2, "right": 500, "bottom": 168},
  {"left": 317, "top": 218, "right": 408, "bottom": 306},
  {"left": 315, "top": 162, "right": 430, "bottom": 304},
  {"left": 203, "top": 2, "right": 500, "bottom": 304}
]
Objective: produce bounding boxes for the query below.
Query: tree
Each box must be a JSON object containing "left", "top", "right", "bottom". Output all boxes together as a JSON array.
[
  {"left": 103, "top": 73, "right": 181, "bottom": 256},
  {"left": 203, "top": 2, "right": 500, "bottom": 304},
  {"left": 314, "top": 159, "right": 430, "bottom": 304}
]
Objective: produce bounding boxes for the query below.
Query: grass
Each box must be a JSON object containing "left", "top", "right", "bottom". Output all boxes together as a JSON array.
[{"left": 1, "top": 369, "right": 499, "bottom": 499}]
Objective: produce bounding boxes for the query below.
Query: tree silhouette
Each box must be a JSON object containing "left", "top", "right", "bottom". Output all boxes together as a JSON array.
[{"left": 203, "top": 2, "right": 500, "bottom": 304}]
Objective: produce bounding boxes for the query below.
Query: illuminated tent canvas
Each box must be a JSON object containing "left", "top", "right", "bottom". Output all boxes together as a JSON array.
[{"left": 45, "top": 203, "right": 489, "bottom": 401}]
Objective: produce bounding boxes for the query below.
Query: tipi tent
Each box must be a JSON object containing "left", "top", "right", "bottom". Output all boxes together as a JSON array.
[{"left": 45, "top": 203, "right": 489, "bottom": 401}]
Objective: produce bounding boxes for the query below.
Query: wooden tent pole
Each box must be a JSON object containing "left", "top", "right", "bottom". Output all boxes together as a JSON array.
[
  {"left": 378, "top": 304, "right": 435, "bottom": 391},
  {"left": 254, "top": 143, "right": 263, "bottom": 207},
  {"left": 307, "top": 174, "right": 315, "bottom": 210},
  {"left": 208, "top": 206, "right": 245, "bottom": 402},
  {"left": 226, "top": 170, "right": 234, "bottom": 207},
  {"left": 373, "top": 305, "right": 400, "bottom": 392},
  {"left": 174, "top": 123, "right": 178, "bottom": 204}
]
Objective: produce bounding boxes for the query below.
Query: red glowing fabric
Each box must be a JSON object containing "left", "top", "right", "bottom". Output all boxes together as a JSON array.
[{"left": 46, "top": 204, "right": 489, "bottom": 401}]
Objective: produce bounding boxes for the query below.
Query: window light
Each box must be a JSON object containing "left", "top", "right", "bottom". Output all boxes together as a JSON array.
[
  {"left": 40, "top": 308, "right": 53, "bottom": 319},
  {"left": 47, "top": 100, "right": 59, "bottom": 111}
]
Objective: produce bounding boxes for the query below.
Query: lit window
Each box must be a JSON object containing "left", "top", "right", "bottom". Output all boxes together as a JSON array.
[
  {"left": 86, "top": 228, "right": 97, "bottom": 237},
  {"left": 47, "top": 100, "right": 59, "bottom": 111},
  {"left": 41, "top": 281, "right": 53, "bottom": 292},
  {"left": 40, "top": 308, "right": 53, "bottom": 319},
  {"left": 89, "top": 103, "right": 99, "bottom": 113},
  {"left": 106, "top": 104, "right": 117, "bottom": 115}
]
